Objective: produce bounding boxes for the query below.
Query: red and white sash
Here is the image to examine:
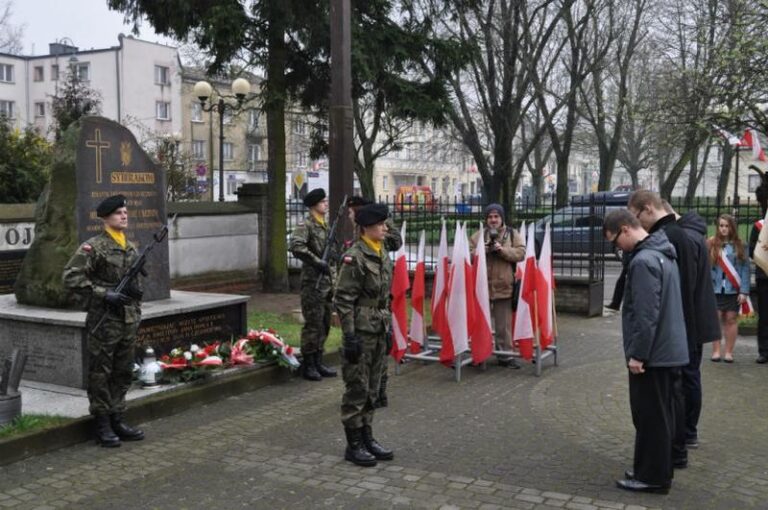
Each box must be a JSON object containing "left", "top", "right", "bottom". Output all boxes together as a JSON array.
[{"left": 717, "top": 248, "right": 742, "bottom": 290}]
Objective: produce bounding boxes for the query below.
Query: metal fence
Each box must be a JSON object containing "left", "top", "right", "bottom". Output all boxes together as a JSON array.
[{"left": 286, "top": 194, "right": 603, "bottom": 282}]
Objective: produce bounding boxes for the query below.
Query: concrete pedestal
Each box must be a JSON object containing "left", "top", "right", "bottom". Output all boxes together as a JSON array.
[{"left": 0, "top": 291, "right": 248, "bottom": 389}]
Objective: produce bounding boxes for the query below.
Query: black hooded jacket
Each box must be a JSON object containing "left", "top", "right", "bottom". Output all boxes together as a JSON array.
[{"left": 677, "top": 211, "right": 721, "bottom": 344}]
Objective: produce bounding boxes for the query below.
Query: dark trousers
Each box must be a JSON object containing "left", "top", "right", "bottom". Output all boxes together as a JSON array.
[
  {"left": 757, "top": 280, "right": 768, "bottom": 357},
  {"left": 671, "top": 343, "right": 702, "bottom": 462},
  {"left": 629, "top": 367, "right": 675, "bottom": 486}
]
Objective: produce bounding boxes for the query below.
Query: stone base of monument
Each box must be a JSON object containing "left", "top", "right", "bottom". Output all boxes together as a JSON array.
[{"left": 0, "top": 291, "right": 248, "bottom": 389}]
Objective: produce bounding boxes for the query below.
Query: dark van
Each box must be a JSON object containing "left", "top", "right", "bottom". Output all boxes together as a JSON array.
[{"left": 533, "top": 192, "right": 630, "bottom": 255}]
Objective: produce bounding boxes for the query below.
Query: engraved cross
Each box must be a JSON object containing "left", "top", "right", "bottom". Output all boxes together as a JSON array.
[{"left": 85, "top": 129, "right": 111, "bottom": 184}]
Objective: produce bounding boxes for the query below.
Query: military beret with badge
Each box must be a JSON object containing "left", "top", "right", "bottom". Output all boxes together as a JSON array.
[
  {"left": 303, "top": 188, "right": 326, "bottom": 207},
  {"left": 96, "top": 194, "right": 128, "bottom": 218},
  {"left": 354, "top": 203, "right": 389, "bottom": 226}
]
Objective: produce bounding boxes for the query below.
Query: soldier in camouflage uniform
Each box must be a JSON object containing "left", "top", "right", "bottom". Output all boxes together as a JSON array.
[
  {"left": 346, "top": 196, "right": 402, "bottom": 407},
  {"left": 289, "top": 188, "right": 338, "bottom": 381},
  {"left": 63, "top": 195, "right": 145, "bottom": 448},
  {"left": 335, "top": 203, "right": 394, "bottom": 467}
]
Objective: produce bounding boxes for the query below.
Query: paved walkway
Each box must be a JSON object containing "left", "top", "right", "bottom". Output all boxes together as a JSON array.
[{"left": 1, "top": 312, "right": 766, "bottom": 510}]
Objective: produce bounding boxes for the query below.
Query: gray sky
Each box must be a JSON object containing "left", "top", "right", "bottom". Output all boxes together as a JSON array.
[{"left": 10, "top": 0, "right": 177, "bottom": 55}]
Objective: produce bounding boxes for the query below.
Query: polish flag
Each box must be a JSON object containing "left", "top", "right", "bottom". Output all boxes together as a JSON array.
[
  {"left": 461, "top": 223, "right": 477, "bottom": 337},
  {"left": 390, "top": 221, "right": 410, "bottom": 362},
  {"left": 409, "top": 230, "right": 427, "bottom": 353},
  {"left": 440, "top": 222, "right": 469, "bottom": 366},
  {"left": 714, "top": 125, "right": 742, "bottom": 146},
  {"left": 513, "top": 225, "right": 538, "bottom": 360},
  {"left": 536, "top": 223, "right": 555, "bottom": 350},
  {"left": 431, "top": 220, "right": 449, "bottom": 337},
  {"left": 470, "top": 222, "right": 494, "bottom": 364},
  {"left": 740, "top": 129, "right": 768, "bottom": 162}
]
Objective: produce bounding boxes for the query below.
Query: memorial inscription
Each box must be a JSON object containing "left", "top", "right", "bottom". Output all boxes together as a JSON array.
[{"left": 76, "top": 117, "right": 170, "bottom": 301}]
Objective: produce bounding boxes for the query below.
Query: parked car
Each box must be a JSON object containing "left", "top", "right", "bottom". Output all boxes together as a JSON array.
[{"left": 533, "top": 192, "right": 630, "bottom": 256}]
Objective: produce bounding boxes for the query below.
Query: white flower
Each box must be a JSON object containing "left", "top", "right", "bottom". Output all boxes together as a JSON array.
[
  {"left": 183, "top": 351, "right": 193, "bottom": 360},
  {"left": 170, "top": 348, "right": 182, "bottom": 357},
  {"left": 272, "top": 349, "right": 278, "bottom": 356},
  {"left": 190, "top": 344, "right": 200, "bottom": 353}
]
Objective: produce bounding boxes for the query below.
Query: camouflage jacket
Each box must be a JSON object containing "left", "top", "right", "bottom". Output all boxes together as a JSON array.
[
  {"left": 334, "top": 239, "right": 393, "bottom": 337},
  {"left": 62, "top": 231, "right": 142, "bottom": 323},
  {"left": 289, "top": 214, "right": 334, "bottom": 294}
]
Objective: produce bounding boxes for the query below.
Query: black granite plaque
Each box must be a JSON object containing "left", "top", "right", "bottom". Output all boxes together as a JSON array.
[
  {"left": 0, "top": 250, "right": 26, "bottom": 294},
  {"left": 136, "top": 303, "right": 247, "bottom": 355},
  {"left": 75, "top": 117, "right": 170, "bottom": 301}
]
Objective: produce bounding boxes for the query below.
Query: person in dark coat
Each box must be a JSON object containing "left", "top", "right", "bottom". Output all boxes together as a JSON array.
[
  {"left": 604, "top": 209, "right": 689, "bottom": 494},
  {"left": 628, "top": 190, "right": 700, "bottom": 467},
  {"left": 749, "top": 170, "right": 768, "bottom": 364}
]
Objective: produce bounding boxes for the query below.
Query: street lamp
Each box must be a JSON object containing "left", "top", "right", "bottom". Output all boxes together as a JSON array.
[{"left": 193, "top": 78, "right": 251, "bottom": 202}]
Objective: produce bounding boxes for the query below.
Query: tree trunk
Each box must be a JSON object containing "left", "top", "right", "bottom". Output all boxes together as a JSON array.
[
  {"left": 355, "top": 158, "right": 376, "bottom": 199},
  {"left": 262, "top": 6, "right": 289, "bottom": 292},
  {"left": 717, "top": 144, "right": 732, "bottom": 205}
]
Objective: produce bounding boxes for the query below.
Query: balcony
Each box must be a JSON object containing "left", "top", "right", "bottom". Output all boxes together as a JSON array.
[
  {"left": 248, "top": 159, "right": 268, "bottom": 173},
  {"left": 247, "top": 125, "right": 266, "bottom": 139}
]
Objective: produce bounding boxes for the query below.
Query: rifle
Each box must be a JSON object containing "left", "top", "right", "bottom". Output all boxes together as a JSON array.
[
  {"left": 315, "top": 195, "right": 348, "bottom": 290},
  {"left": 90, "top": 214, "right": 177, "bottom": 335}
]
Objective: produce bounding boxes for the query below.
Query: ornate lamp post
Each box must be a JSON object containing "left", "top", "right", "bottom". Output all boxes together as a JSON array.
[{"left": 193, "top": 78, "right": 251, "bottom": 202}]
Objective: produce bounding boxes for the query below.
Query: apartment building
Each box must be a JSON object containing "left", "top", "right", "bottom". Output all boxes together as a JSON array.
[{"left": 0, "top": 35, "right": 182, "bottom": 141}]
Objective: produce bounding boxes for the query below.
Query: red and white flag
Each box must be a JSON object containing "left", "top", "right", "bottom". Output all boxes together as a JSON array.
[
  {"left": 536, "top": 222, "right": 555, "bottom": 350},
  {"left": 409, "top": 230, "right": 426, "bottom": 353},
  {"left": 390, "top": 222, "right": 410, "bottom": 362},
  {"left": 440, "top": 222, "right": 469, "bottom": 366},
  {"left": 470, "top": 222, "right": 494, "bottom": 364},
  {"left": 714, "top": 125, "right": 742, "bottom": 146},
  {"left": 513, "top": 225, "right": 538, "bottom": 360},
  {"left": 431, "top": 220, "right": 449, "bottom": 338},
  {"left": 740, "top": 129, "right": 768, "bottom": 162}
]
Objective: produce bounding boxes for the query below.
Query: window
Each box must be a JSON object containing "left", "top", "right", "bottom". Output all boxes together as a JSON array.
[
  {"left": 293, "top": 120, "right": 306, "bottom": 135},
  {"left": 0, "top": 100, "right": 14, "bottom": 119},
  {"left": 298, "top": 152, "right": 307, "bottom": 167},
  {"left": 222, "top": 111, "right": 233, "bottom": 125},
  {"left": 223, "top": 142, "right": 234, "bottom": 160},
  {"left": 50, "top": 65, "right": 59, "bottom": 81},
  {"left": 155, "top": 101, "right": 171, "bottom": 120},
  {"left": 192, "top": 140, "right": 205, "bottom": 159},
  {"left": 0, "top": 64, "right": 13, "bottom": 82},
  {"left": 248, "top": 144, "right": 261, "bottom": 163},
  {"left": 74, "top": 63, "right": 89, "bottom": 81},
  {"left": 382, "top": 176, "right": 388, "bottom": 191},
  {"left": 154, "top": 65, "right": 170, "bottom": 85},
  {"left": 431, "top": 178, "right": 438, "bottom": 192},
  {"left": 191, "top": 102, "right": 202, "bottom": 122},
  {"left": 34, "top": 102, "right": 45, "bottom": 117},
  {"left": 248, "top": 110, "right": 260, "bottom": 128},
  {"left": 33, "top": 66, "right": 44, "bottom": 82},
  {"left": 226, "top": 177, "right": 242, "bottom": 195}
]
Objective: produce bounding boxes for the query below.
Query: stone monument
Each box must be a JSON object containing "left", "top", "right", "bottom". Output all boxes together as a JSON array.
[{"left": 0, "top": 117, "right": 248, "bottom": 388}]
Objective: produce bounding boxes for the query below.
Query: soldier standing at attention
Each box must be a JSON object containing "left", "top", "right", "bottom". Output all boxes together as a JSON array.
[
  {"left": 335, "top": 203, "right": 395, "bottom": 467},
  {"left": 63, "top": 195, "right": 145, "bottom": 447},
  {"left": 289, "top": 188, "right": 338, "bottom": 381},
  {"left": 345, "top": 196, "right": 402, "bottom": 407}
]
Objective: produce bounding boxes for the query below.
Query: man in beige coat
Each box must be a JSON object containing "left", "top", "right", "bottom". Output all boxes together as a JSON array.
[{"left": 469, "top": 203, "right": 526, "bottom": 368}]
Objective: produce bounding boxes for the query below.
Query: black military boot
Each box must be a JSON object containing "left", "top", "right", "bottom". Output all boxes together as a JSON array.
[
  {"left": 362, "top": 425, "right": 394, "bottom": 460},
  {"left": 316, "top": 350, "right": 337, "bottom": 377},
  {"left": 94, "top": 415, "right": 121, "bottom": 448},
  {"left": 377, "top": 373, "right": 389, "bottom": 407},
  {"left": 302, "top": 352, "right": 322, "bottom": 381},
  {"left": 110, "top": 413, "right": 145, "bottom": 441},
  {"left": 344, "top": 427, "right": 377, "bottom": 467}
]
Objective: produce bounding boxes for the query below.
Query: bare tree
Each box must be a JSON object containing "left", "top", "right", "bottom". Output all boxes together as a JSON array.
[{"left": 0, "top": 0, "right": 24, "bottom": 55}]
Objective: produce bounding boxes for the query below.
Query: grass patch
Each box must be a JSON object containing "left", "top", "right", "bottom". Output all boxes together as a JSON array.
[
  {"left": 247, "top": 310, "right": 343, "bottom": 351},
  {"left": 0, "top": 414, "right": 74, "bottom": 439}
]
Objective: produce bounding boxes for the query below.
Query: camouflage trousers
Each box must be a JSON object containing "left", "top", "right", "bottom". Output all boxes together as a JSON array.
[
  {"left": 86, "top": 314, "right": 139, "bottom": 416},
  {"left": 341, "top": 331, "right": 387, "bottom": 429},
  {"left": 300, "top": 287, "right": 332, "bottom": 355}
]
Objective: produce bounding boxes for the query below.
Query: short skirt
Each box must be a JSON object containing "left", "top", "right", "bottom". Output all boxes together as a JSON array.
[{"left": 715, "top": 293, "right": 739, "bottom": 313}]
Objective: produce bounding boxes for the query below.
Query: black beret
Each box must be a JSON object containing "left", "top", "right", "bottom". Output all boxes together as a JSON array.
[
  {"left": 303, "top": 188, "right": 326, "bottom": 207},
  {"left": 347, "top": 195, "right": 373, "bottom": 208},
  {"left": 96, "top": 194, "right": 127, "bottom": 218},
  {"left": 355, "top": 203, "right": 389, "bottom": 226}
]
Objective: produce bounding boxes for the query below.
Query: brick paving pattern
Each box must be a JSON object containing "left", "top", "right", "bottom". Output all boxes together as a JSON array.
[{"left": 0, "top": 313, "right": 766, "bottom": 509}]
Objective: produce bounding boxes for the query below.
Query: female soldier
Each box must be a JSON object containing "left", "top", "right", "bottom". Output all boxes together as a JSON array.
[{"left": 334, "top": 203, "right": 394, "bottom": 467}]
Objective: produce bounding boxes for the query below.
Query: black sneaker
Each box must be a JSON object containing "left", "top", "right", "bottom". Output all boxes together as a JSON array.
[
  {"left": 756, "top": 355, "right": 768, "bottom": 364},
  {"left": 686, "top": 438, "right": 699, "bottom": 449}
]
